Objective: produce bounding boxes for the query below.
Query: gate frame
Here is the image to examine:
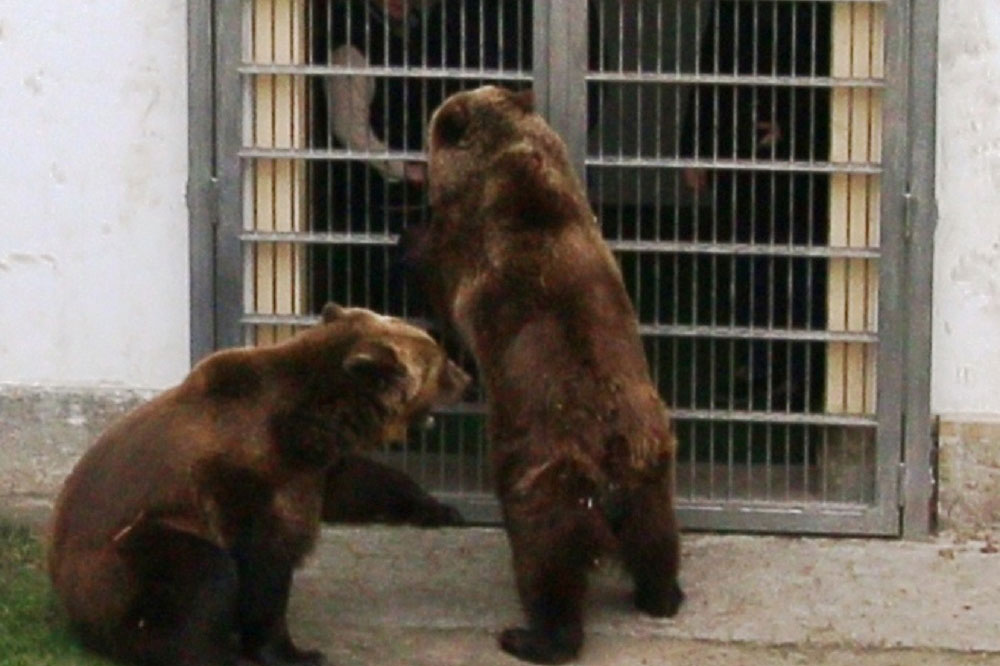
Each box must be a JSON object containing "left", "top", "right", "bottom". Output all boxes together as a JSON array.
[
  {"left": 187, "top": 0, "right": 938, "bottom": 537},
  {"left": 898, "top": 0, "right": 937, "bottom": 539}
]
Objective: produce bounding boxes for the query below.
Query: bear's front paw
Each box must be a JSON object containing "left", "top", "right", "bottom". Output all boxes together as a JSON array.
[
  {"left": 498, "top": 627, "right": 579, "bottom": 665},
  {"left": 412, "top": 501, "right": 465, "bottom": 527}
]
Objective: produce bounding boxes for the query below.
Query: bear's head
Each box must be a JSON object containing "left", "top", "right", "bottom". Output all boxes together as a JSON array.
[
  {"left": 425, "top": 85, "right": 586, "bottom": 230},
  {"left": 321, "top": 303, "right": 470, "bottom": 445}
]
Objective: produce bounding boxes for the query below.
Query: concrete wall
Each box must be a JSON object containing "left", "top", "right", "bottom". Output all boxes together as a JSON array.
[
  {"left": 0, "top": 0, "right": 190, "bottom": 391},
  {"left": 933, "top": 2, "right": 1000, "bottom": 419},
  {"left": 933, "top": 2, "right": 1000, "bottom": 532},
  {"left": 1, "top": 1, "right": 997, "bottom": 410}
]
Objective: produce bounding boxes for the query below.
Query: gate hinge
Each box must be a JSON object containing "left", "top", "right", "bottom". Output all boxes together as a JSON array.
[
  {"left": 186, "top": 176, "right": 221, "bottom": 228},
  {"left": 207, "top": 176, "right": 221, "bottom": 228},
  {"left": 902, "top": 190, "right": 915, "bottom": 241}
]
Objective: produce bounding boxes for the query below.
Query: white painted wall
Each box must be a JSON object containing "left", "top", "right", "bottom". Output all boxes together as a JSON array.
[
  {"left": 0, "top": 0, "right": 190, "bottom": 389},
  {"left": 933, "top": 2, "right": 1000, "bottom": 417},
  {"left": 0, "top": 1, "right": 997, "bottom": 418}
]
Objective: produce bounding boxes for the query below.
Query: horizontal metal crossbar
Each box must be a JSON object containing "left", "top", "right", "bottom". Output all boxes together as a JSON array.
[
  {"left": 415, "top": 403, "right": 877, "bottom": 429},
  {"left": 240, "top": 311, "right": 876, "bottom": 345},
  {"left": 587, "top": 155, "right": 883, "bottom": 175},
  {"left": 239, "top": 147, "right": 426, "bottom": 162},
  {"left": 239, "top": 64, "right": 883, "bottom": 90},
  {"left": 239, "top": 147, "right": 882, "bottom": 176},
  {"left": 670, "top": 408, "right": 876, "bottom": 427},
  {"left": 239, "top": 63, "right": 532, "bottom": 81},
  {"left": 637, "top": 324, "right": 877, "bottom": 344},
  {"left": 241, "top": 312, "right": 435, "bottom": 329},
  {"left": 607, "top": 240, "right": 880, "bottom": 259},
  {"left": 240, "top": 231, "right": 401, "bottom": 246},
  {"left": 442, "top": 493, "right": 891, "bottom": 535},
  {"left": 586, "top": 71, "right": 884, "bottom": 89},
  {"left": 239, "top": 231, "right": 880, "bottom": 260}
]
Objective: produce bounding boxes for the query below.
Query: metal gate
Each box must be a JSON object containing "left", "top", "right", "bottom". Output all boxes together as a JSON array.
[{"left": 191, "top": 0, "right": 936, "bottom": 535}]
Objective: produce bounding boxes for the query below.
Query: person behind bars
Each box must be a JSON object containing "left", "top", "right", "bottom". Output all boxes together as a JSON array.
[{"left": 308, "top": 0, "right": 531, "bottom": 314}]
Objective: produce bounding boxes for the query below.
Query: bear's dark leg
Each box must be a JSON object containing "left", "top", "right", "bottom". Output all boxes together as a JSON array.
[
  {"left": 498, "top": 514, "right": 590, "bottom": 664},
  {"left": 321, "top": 454, "right": 463, "bottom": 526},
  {"left": 112, "top": 525, "right": 241, "bottom": 666},
  {"left": 233, "top": 526, "right": 326, "bottom": 666},
  {"left": 617, "top": 481, "right": 684, "bottom": 618}
]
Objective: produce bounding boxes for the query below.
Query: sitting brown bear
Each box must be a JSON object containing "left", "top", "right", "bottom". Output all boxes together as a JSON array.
[
  {"left": 407, "top": 85, "right": 684, "bottom": 664},
  {"left": 47, "top": 303, "right": 469, "bottom": 666}
]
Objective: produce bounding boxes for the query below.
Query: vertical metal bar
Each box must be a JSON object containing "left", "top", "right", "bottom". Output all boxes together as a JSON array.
[
  {"left": 802, "top": 424, "right": 812, "bottom": 501},
  {"left": 456, "top": 414, "right": 465, "bottom": 493},
  {"left": 901, "top": 0, "right": 937, "bottom": 538},
  {"left": 725, "top": 421, "right": 733, "bottom": 500},
  {"left": 437, "top": 410, "right": 445, "bottom": 491},
  {"left": 478, "top": 0, "right": 486, "bottom": 73},
  {"left": 214, "top": 0, "right": 248, "bottom": 349},
  {"left": 870, "top": 0, "right": 910, "bottom": 533},
  {"left": 593, "top": 0, "right": 604, "bottom": 187},
  {"left": 765, "top": 417, "right": 774, "bottom": 500},
  {"left": 780, "top": 415, "right": 789, "bottom": 501},
  {"left": 789, "top": 5, "right": 800, "bottom": 163},
  {"left": 189, "top": 0, "right": 218, "bottom": 362},
  {"left": 821, "top": 425, "right": 829, "bottom": 501},
  {"left": 532, "top": 1, "right": 551, "bottom": 127},
  {"left": 533, "top": 0, "right": 588, "bottom": 179},
  {"left": 684, "top": 420, "right": 693, "bottom": 501},
  {"left": 838, "top": 426, "right": 848, "bottom": 503}
]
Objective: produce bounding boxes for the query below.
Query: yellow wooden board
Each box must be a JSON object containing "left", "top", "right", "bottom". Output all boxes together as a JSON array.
[
  {"left": 826, "top": 2, "right": 883, "bottom": 415},
  {"left": 249, "top": 0, "right": 307, "bottom": 345}
]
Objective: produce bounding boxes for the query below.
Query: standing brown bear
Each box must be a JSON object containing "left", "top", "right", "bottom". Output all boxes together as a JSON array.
[
  {"left": 407, "top": 85, "right": 684, "bottom": 664},
  {"left": 48, "top": 304, "right": 469, "bottom": 666}
]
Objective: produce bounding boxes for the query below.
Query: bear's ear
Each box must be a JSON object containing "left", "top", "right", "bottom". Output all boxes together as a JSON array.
[
  {"left": 509, "top": 88, "right": 534, "bottom": 113},
  {"left": 432, "top": 99, "right": 471, "bottom": 148},
  {"left": 343, "top": 340, "right": 406, "bottom": 386},
  {"left": 321, "top": 302, "right": 347, "bottom": 323}
]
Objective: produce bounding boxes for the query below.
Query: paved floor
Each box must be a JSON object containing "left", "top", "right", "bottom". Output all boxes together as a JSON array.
[
  {"left": 7, "top": 500, "right": 1000, "bottom": 665},
  {"left": 285, "top": 526, "right": 1000, "bottom": 665}
]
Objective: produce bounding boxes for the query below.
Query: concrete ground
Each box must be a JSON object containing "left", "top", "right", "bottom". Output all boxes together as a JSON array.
[
  {"left": 5, "top": 498, "right": 1000, "bottom": 665},
  {"left": 283, "top": 526, "right": 1000, "bottom": 665}
]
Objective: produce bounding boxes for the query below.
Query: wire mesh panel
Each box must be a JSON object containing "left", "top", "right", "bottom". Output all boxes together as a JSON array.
[
  {"left": 236, "top": 0, "right": 533, "bottom": 521},
  {"left": 586, "top": 0, "right": 894, "bottom": 533},
  {"left": 227, "top": 0, "right": 905, "bottom": 532}
]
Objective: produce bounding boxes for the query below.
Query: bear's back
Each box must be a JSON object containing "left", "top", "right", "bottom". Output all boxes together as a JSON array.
[{"left": 49, "top": 388, "right": 221, "bottom": 551}]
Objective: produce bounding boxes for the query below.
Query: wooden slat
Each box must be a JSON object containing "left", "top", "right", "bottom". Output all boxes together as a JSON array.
[
  {"left": 826, "top": 2, "right": 882, "bottom": 415},
  {"left": 250, "top": 0, "right": 307, "bottom": 345}
]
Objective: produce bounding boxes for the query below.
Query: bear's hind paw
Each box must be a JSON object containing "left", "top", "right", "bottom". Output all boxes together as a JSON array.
[
  {"left": 498, "top": 627, "right": 580, "bottom": 665},
  {"left": 634, "top": 580, "right": 685, "bottom": 618}
]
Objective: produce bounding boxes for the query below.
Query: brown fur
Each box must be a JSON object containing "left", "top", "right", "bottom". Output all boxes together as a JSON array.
[
  {"left": 48, "top": 304, "right": 469, "bottom": 666},
  {"left": 409, "top": 85, "right": 684, "bottom": 664}
]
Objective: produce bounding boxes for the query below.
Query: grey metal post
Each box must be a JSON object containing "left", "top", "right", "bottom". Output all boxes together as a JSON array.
[
  {"left": 188, "top": 0, "right": 217, "bottom": 364},
  {"left": 533, "top": 0, "right": 589, "bottom": 179},
  {"left": 214, "top": 0, "right": 246, "bottom": 350},
  {"left": 874, "top": 0, "right": 912, "bottom": 535},
  {"left": 901, "top": 0, "right": 938, "bottom": 539}
]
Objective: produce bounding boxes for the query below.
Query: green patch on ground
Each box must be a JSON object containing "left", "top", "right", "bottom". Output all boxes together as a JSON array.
[{"left": 0, "top": 520, "right": 111, "bottom": 666}]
